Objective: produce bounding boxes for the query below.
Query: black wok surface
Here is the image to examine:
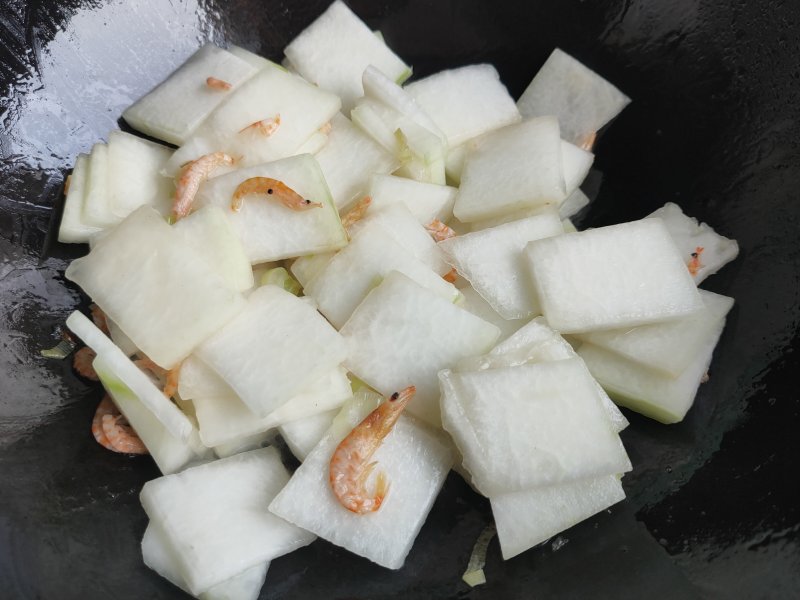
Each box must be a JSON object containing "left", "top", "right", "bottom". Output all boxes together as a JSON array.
[{"left": 1, "top": 1, "right": 798, "bottom": 598}]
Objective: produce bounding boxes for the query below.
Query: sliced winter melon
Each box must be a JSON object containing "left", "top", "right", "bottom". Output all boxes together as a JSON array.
[
  {"left": 525, "top": 219, "right": 704, "bottom": 333},
  {"left": 283, "top": 0, "right": 411, "bottom": 111},
  {"left": 123, "top": 44, "right": 258, "bottom": 145},
  {"left": 314, "top": 113, "right": 398, "bottom": 210},
  {"left": 81, "top": 142, "right": 118, "bottom": 228},
  {"left": 289, "top": 252, "right": 336, "bottom": 289},
  {"left": 304, "top": 221, "right": 459, "bottom": 329},
  {"left": 106, "top": 130, "right": 173, "bottom": 220},
  {"left": 438, "top": 359, "right": 631, "bottom": 496},
  {"left": 211, "top": 431, "right": 273, "bottom": 459},
  {"left": 405, "top": 63, "right": 522, "bottom": 148},
  {"left": 453, "top": 117, "right": 565, "bottom": 223},
  {"left": 340, "top": 271, "right": 500, "bottom": 426},
  {"left": 106, "top": 317, "right": 138, "bottom": 357},
  {"left": 439, "top": 210, "right": 564, "bottom": 319},
  {"left": 140, "top": 447, "right": 316, "bottom": 595},
  {"left": 577, "top": 289, "right": 734, "bottom": 377},
  {"left": 559, "top": 188, "right": 590, "bottom": 219},
  {"left": 58, "top": 154, "right": 102, "bottom": 243},
  {"left": 647, "top": 202, "right": 740, "bottom": 284},
  {"left": 278, "top": 408, "right": 338, "bottom": 461},
  {"left": 65, "top": 206, "right": 246, "bottom": 368},
  {"left": 195, "top": 285, "right": 347, "bottom": 418},
  {"left": 227, "top": 45, "right": 283, "bottom": 71},
  {"left": 458, "top": 286, "right": 528, "bottom": 343},
  {"left": 66, "top": 310, "right": 195, "bottom": 442},
  {"left": 560, "top": 139, "right": 594, "bottom": 197},
  {"left": 516, "top": 48, "right": 630, "bottom": 146},
  {"left": 165, "top": 66, "right": 341, "bottom": 174},
  {"left": 491, "top": 475, "right": 625, "bottom": 560},
  {"left": 142, "top": 520, "right": 269, "bottom": 600},
  {"left": 193, "top": 154, "right": 348, "bottom": 263},
  {"left": 368, "top": 174, "right": 457, "bottom": 224},
  {"left": 268, "top": 394, "right": 453, "bottom": 569}
]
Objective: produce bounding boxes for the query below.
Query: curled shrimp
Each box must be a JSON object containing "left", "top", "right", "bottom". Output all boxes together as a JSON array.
[
  {"left": 73, "top": 347, "right": 99, "bottom": 381},
  {"left": 135, "top": 357, "right": 181, "bottom": 399},
  {"left": 91, "top": 395, "right": 148, "bottom": 455},
  {"left": 172, "top": 152, "right": 236, "bottom": 220},
  {"left": 688, "top": 246, "right": 705, "bottom": 277},
  {"left": 231, "top": 177, "right": 322, "bottom": 212},
  {"left": 239, "top": 114, "right": 281, "bottom": 136},
  {"left": 426, "top": 219, "right": 456, "bottom": 242},
  {"left": 329, "top": 386, "right": 416, "bottom": 514},
  {"left": 206, "top": 76, "right": 232, "bottom": 91},
  {"left": 341, "top": 196, "right": 371, "bottom": 230}
]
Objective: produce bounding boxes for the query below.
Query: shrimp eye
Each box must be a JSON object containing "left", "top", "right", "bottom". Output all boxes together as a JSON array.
[
  {"left": 691, "top": 252, "right": 698, "bottom": 258},
  {"left": 305, "top": 199, "right": 311, "bottom": 204},
  {"left": 390, "top": 392, "right": 399, "bottom": 401},
  {"left": 267, "top": 188, "right": 273, "bottom": 195}
]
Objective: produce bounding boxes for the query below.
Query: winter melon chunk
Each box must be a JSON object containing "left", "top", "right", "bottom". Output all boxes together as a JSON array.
[
  {"left": 453, "top": 117, "right": 565, "bottom": 223},
  {"left": 142, "top": 520, "right": 269, "bottom": 600},
  {"left": 65, "top": 206, "right": 245, "bottom": 368},
  {"left": 195, "top": 285, "right": 346, "bottom": 418},
  {"left": 268, "top": 394, "right": 453, "bottom": 569},
  {"left": 340, "top": 271, "right": 500, "bottom": 426},
  {"left": 516, "top": 48, "right": 631, "bottom": 147},
  {"left": 525, "top": 219, "right": 704, "bottom": 333},
  {"left": 193, "top": 154, "right": 348, "bottom": 263},
  {"left": 368, "top": 174, "right": 457, "bottom": 224},
  {"left": 439, "top": 360, "right": 630, "bottom": 496},
  {"left": 58, "top": 154, "right": 102, "bottom": 243},
  {"left": 278, "top": 409, "right": 338, "bottom": 462},
  {"left": 283, "top": 0, "right": 411, "bottom": 111},
  {"left": 140, "top": 447, "right": 316, "bottom": 596}
]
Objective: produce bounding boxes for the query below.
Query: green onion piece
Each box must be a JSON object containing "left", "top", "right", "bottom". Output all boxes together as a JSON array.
[
  {"left": 40, "top": 339, "right": 75, "bottom": 359},
  {"left": 260, "top": 267, "right": 302, "bottom": 295},
  {"left": 462, "top": 524, "right": 496, "bottom": 587}
]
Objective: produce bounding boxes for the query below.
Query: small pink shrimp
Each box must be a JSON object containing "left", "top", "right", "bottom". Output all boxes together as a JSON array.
[
  {"left": 91, "top": 396, "right": 148, "bottom": 455},
  {"left": 206, "top": 76, "right": 232, "bottom": 91},
  {"left": 319, "top": 121, "right": 333, "bottom": 135},
  {"left": 90, "top": 303, "right": 109, "bottom": 335},
  {"left": 688, "top": 246, "right": 705, "bottom": 277},
  {"left": 329, "top": 386, "right": 416, "bottom": 514},
  {"left": 239, "top": 114, "right": 281, "bottom": 136},
  {"left": 73, "top": 347, "right": 99, "bottom": 381},
  {"left": 134, "top": 357, "right": 181, "bottom": 399},
  {"left": 231, "top": 177, "right": 322, "bottom": 212},
  {"left": 426, "top": 219, "right": 456, "bottom": 242},
  {"left": 341, "top": 196, "right": 371, "bottom": 230},
  {"left": 442, "top": 269, "right": 458, "bottom": 283},
  {"left": 579, "top": 131, "right": 597, "bottom": 152},
  {"left": 172, "top": 152, "right": 236, "bottom": 220}
]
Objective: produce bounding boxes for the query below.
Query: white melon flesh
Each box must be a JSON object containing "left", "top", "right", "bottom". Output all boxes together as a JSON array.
[
  {"left": 405, "top": 64, "right": 522, "bottom": 148},
  {"left": 525, "top": 219, "right": 704, "bottom": 333},
  {"left": 123, "top": 44, "right": 258, "bottom": 146},
  {"left": 304, "top": 221, "right": 459, "bottom": 329},
  {"left": 348, "top": 203, "right": 451, "bottom": 275},
  {"left": 284, "top": 0, "right": 411, "bottom": 110},
  {"left": 340, "top": 271, "right": 500, "bottom": 426},
  {"left": 516, "top": 48, "right": 631, "bottom": 146},
  {"left": 66, "top": 311, "right": 195, "bottom": 442},
  {"left": 278, "top": 408, "right": 338, "bottom": 461},
  {"left": 439, "top": 360, "right": 630, "bottom": 496},
  {"left": 212, "top": 431, "right": 272, "bottom": 459},
  {"left": 577, "top": 290, "right": 734, "bottom": 377},
  {"left": 560, "top": 139, "right": 594, "bottom": 197},
  {"left": 106, "top": 317, "right": 138, "bottom": 357},
  {"left": 269, "top": 394, "right": 453, "bottom": 569},
  {"left": 314, "top": 113, "right": 398, "bottom": 210},
  {"left": 191, "top": 366, "right": 352, "bottom": 447},
  {"left": 439, "top": 210, "right": 564, "bottom": 319},
  {"left": 227, "top": 45, "right": 282, "bottom": 71},
  {"left": 458, "top": 286, "right": 528, "bottom": 343},
  {"left": 295, "top": 130, "right": 330, "bottom": 155},
  {"left": 444, "top": 143, "right": 469, "bottom": 184},
  {"left": 142, "top": 520, "right": 269, "bottom": 600},
  {"left": 559, "top": 188, "right": 590, "bottom": 219},
  {"left": 81, "top": 143, "right": 117, "bottom": 228},
  {"left": 177, "top": 355, "right": 234, "bottom": 400},
  {"left": 491, "top": 475, "right": 625, "bottom": 560},
  {"left": 165, "top": 67, "right": 341, "bottom": 174},
  {"left": 195, "top": 285, "right": 346, "bottom": 418},
  {"left": 93, "top": 354, "right": 207, "bottom": 474},
  {"left": 140, "top": 447, "right": 316, "bottom": 595},
  {"left": 454, "top": 117, "right": 565, "bottom": 223},
  {"left": 647, "top": 202, "right": 740, "bottom": 284},
  {"left": 368, "top": 174, "right": 457, "bottom": 224},
  {"left": 58, "top": 154, "right": 102, "bottom": 243},
  {"left": 65, "top": 207, "right": 245, "bottom": 368},
  {"left": 578, "top": 313, "right": 729, "bottom": 424},
  {"left": 289, "top": 252, "right": 336, "bottom": 289},
  {"left": 194, "top": 155, "right": 347, "bottom": 263},
  {"left": 106, "top": 130, "right": 173, "bottom": 220},
  {"left": 172, "top": 205, "right": 254, "bottom": 292}
]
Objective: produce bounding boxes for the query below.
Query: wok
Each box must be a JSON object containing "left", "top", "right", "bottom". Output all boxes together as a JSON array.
[{"left": 1, "top": 0, "right": 798, "bottom": 598}]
